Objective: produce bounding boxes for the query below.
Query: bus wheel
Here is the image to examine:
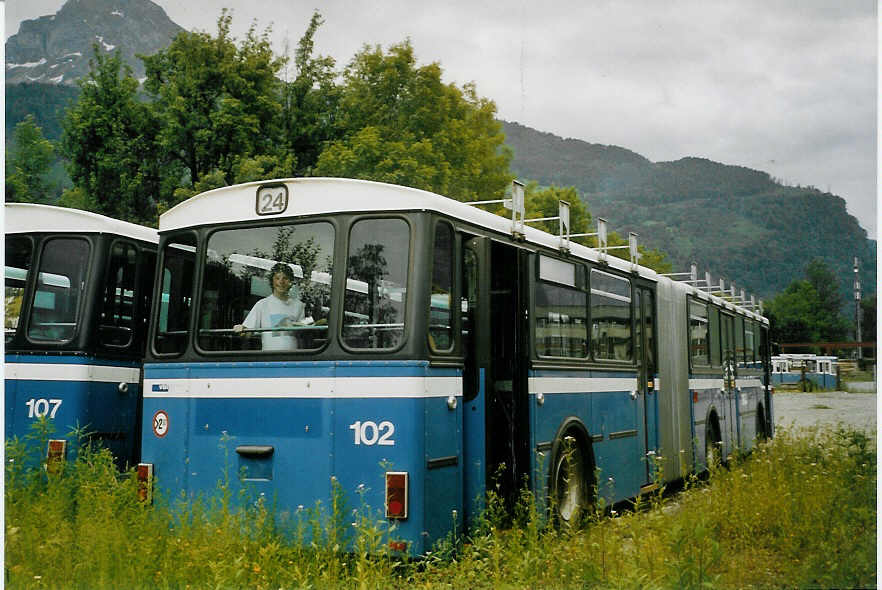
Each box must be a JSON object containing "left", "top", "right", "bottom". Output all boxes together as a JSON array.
[
  {"left": 705, "top": 424, "right": 721, "bottom": 471},
  {"left": 550, "top": 434, "right": 591, "bottom": 526},
  {"left": 756, "top": 405, "right": 768, "bottom": 441}
]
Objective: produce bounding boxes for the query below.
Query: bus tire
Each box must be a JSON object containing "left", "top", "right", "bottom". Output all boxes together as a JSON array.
[
  {"left": 548, "top": 421, "right": 594, "bottom": 527},
  {"left": 756, "top": 404, "right": 768, "bottom": 441},
  {"left": 704, "top": 418, "right": 722, "bottom": 471}
]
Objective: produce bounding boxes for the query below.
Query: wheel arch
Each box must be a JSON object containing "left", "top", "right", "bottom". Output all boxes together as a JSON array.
[{"left": 547, "top": 416, "right": 596, "bottom": 491}]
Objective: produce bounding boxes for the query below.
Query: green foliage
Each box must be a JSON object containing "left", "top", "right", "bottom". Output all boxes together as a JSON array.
[
  {"left": 315, "top": 41, "right": 513, "bottom": 201},
  {"left": 766, "top": 258, "right": 851, "bottom": 345},
  {"left": 280, "top": 10, "right": 342, "bottom": 175},
  {"left": 5, "top": 83, "right": 81, "bottom": 142},
  {"left": 61, "top": 46, "right": 160, "bottom": 225},
  {"left": 142, "top": 10, "right": 288, "bottom": 210},
  {"left": 5, "top": 115, "right": 56, "bottom": 203},
  {"left": 860, "top": 294, "right": 875, "bottom": 342}
]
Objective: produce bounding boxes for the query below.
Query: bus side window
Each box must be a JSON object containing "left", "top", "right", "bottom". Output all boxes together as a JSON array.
[
  {"left": 590, "top": 269, "right": 632, "bottom": 362},
  {"left": 536, "top": 256, "right": 588, "bottom": 359},
  {"left": 688, "top": 298, "right": 709, "bottom": 367},
  {"left": 428, "top": 222, "right": 454, "bottom": 353}
]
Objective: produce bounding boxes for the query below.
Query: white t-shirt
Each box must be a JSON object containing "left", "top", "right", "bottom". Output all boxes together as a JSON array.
[{"left": 242, "top": 294, "right": 306, "bottom": 351}]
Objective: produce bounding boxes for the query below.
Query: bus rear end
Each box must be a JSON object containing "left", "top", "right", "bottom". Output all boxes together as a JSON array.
[
  {"left": 4, "top": 204, "right": 156, "bottom": 469},
  {"left": 140, "top": 182, "right": 462, "bottom": 554}
]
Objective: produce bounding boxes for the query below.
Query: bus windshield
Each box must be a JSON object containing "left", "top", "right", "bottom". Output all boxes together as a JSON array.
[
  {"left": 26, "top": 237, "right": 91, "bottom": 343},
  {"left": 197, "top": 222, "right": 335, "bottom": 352}
]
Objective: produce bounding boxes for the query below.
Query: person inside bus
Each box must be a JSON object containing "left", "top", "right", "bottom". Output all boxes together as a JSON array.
[{"left": 233, "top": 262, "right": 312, "bottom": 350}]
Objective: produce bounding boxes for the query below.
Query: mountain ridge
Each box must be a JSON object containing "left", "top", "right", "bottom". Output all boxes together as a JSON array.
[
  {"left": 501, "top": 120, "right": 875, "bottom": 304},
  {"left": 6, "top": 0, "right": 182, "bottom": 85}
]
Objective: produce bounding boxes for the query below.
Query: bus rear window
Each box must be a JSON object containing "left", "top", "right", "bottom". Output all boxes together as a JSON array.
[
  {"left": 27, "top": 238, "right": 90, "bottom": 343},
  {"left": 99, "top": 241, "right": 138, "bottom": 348},
  {"left": 197, "top": 222, "right": 334, "bottom": 353},
  {"left": 343, "top": 218, "right": 409, "bottom": 350},
  {"left": 154, "top": 235, "right": 196, "bottom": 355},
  {"left": 429, "top": 222, "right": 453, "bottom": 353},
  {"left": 5, "top": 236, "right": 32, "bottom": 343}
]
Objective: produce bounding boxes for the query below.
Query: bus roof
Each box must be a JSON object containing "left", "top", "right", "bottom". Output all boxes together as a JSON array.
[
  {"left": 160, "top": 177, "right": 766, "bottom": 323},
  {"left": 5, "top": 203, "right": 158, "bottom": 244}
]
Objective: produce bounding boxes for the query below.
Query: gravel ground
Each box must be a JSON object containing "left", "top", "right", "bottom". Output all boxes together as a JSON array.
[{"left": 773, "top": 391, "right": 877, "bottom": 433}]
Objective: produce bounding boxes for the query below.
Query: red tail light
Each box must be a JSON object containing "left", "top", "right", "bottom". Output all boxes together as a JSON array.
[
  {"left": 137, "top": 463, "right": 154, "bottom": 504},
  {"left": 385, "top": 471, "right": 408, "bottom": 519},
  {"left": 46, "top": 439, "right": 66, "bottom": 474},
  {"left": 389, "top": 540, "right": 408, "bottom": 552}
]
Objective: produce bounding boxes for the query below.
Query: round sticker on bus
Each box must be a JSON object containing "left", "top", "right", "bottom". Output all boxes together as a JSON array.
[{"left": 152, "top": 410, "right": 169, "bottom": 438}]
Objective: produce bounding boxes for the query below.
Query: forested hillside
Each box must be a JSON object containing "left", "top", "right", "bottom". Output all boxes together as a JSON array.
[{"left": 502, "top": 121, "right": 876, "bottom": 304}]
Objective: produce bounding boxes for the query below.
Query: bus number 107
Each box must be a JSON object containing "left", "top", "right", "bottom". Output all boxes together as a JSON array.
[
  {"left": 25, "top": 398, "right": 62, "bottom": 419},
  {"left": 349, "top": 420, "right": 395, "bottom": 446}
]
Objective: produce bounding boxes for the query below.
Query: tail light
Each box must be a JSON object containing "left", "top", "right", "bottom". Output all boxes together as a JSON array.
[
  {"left": 389, "top": 540, "right": 408, "bottom": 552},
  {"left": 137, "top": 463, "right": 154, "bottom": 504},
  {"left": 385, "top": 471, "right": 408, "bottom": 519},
  {"left": 46, "top": 439, "right": 66, "bottom": 474}
]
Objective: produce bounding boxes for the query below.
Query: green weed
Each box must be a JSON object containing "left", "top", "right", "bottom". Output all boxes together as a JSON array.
[{"left": 5, "top": 423, "right": 875, "bottom": 588}]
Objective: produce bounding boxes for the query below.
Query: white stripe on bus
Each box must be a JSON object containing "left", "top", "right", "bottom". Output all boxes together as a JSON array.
[
  {"left": 5, "top": 363, "right": 140, "bottom": 383},
  {"left": 143, "top": 376, "right": 462, "bottom": 399},
  {"left": 528, "top": 377, "right": 637, "bottom": 394},
  {"left": 689, "top": 378, "right": 723, "bottom": 390}
]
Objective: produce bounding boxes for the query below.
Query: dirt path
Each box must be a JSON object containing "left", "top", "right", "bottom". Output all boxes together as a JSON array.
[{"left": 773, "top": 391, "right": 877, "bottom": 433}]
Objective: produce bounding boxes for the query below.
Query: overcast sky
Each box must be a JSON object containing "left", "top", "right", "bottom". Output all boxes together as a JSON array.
[{"left": 6, "top": 0, "right": 879, "bottom": 235}]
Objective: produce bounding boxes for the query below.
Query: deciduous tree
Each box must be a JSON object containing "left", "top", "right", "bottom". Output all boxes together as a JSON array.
[
  {"left": 142, "top": 11, "right": 287, "bottom": 208},
  {"left": 5, "top": 115, "right": 55, "bottom": 203},
  {"left": 61, "top": 47, "right": 159, "bottom": 224},
  {"left": 766, "top": 258, "right": 850, "bottom": 345},
  {"left": 314, "top": 41, "right": 512, "bottom": 201}
]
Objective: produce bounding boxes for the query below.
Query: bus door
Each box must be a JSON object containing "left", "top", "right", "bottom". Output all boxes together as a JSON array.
[
  {"left": 720, "top": 313, "right": 738, "bottom": 453},
  {"left": 634, "top": 286, "right": 657, "bottom": 487},
  {"left": 461, "top": 236, "right": 530, "bottom": 526}
]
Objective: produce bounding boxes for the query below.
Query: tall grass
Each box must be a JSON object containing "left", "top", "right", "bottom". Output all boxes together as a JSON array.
[{"left": 6, "top": 420, "right": 875, "bottom": 589}]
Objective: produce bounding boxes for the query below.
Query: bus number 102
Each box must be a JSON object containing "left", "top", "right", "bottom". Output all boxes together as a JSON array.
[
  {"left": 25, "top": 398, "right": 62, "bottom": 419},
  {"left": 349, "top": 420, "right": 395, "bottom": 446}
]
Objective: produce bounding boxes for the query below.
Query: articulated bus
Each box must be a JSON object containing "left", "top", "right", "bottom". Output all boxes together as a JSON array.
[
  {"left": 5, "top": 204, "right": 157, "bottom": 469},
  {"left": 139, "top": 178, "right": 771, "bottom": 553}
]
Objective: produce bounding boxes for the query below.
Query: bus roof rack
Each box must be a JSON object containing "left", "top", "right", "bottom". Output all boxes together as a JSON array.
[
  {"left": 662, "top": 263, "right": 763, "bottom": 315},
  {"left": 469, "top": 181, "right": 640, "bottom": 268},
  {"left": 466, "top": 180, "right": 526, "bottom": 238}
]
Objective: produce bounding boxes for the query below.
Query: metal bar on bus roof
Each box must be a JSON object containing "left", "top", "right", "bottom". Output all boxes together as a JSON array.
[
  {"left": 466, "top": 199, "right": 509, "bottom": 206},
  {"left": 511, "top": 180, "right": 526, "bottom": 237},
  {"left": 629, "top": 232, "right": 639, "bottom": 268}
]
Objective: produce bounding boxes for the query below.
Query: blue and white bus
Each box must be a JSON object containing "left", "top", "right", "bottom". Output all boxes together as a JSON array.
[
  {"left": 5, "top": 204, "right": 157, "bottom": 469},
  {"left": 771, "top": 354, "right": 837, "bottom": 390},
  {"left": 138, "top": 178, "right": 771, "bottom": 553}
]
